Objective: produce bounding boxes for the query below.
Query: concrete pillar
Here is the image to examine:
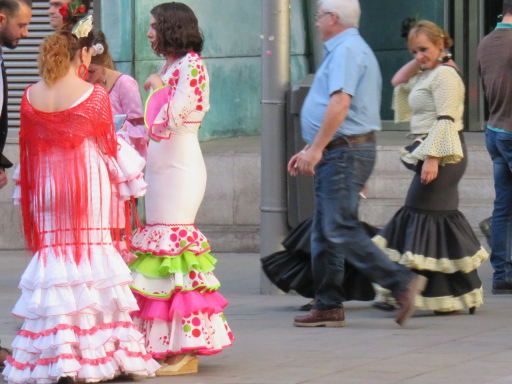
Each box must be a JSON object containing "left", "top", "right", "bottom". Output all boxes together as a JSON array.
[{"left": 260, "top": 0, "right": 290, "bottom": 294}]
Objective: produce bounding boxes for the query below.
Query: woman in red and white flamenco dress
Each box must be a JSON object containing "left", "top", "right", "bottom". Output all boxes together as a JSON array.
[
  {"left": 128, "top": 2, "right": 233, "bottom": 376},
  {"left": 3, "top": 23, "right": 159, "bottom": 383}
]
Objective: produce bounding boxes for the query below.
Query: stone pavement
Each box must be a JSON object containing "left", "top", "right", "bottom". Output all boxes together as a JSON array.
[{"left": 1, "top": 250, "right": 512, "bottom": 384}]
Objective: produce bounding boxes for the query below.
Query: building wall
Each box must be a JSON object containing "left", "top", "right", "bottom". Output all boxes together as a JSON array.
[
  {"left": 359, "top": 0, "right": 445, "bottom": 121},
  {"left": 100, "top": 0, "right": 310, "bottom": 141},
  {"left": 101, "top": 0, "right": 446, "bottom": 136},
  {"left": 101, "top": 0, "right": 447, "bottom": 137}
]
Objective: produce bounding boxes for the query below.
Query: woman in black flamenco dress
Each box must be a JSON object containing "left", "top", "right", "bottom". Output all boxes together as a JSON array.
[
  {"left": 261, "top": 218, "right": 377, "bottom": 307},
  {"left": 372, "top": 20, "right": 488, "bottom": 314}
]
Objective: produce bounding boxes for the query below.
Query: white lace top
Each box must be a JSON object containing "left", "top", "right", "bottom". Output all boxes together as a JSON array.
[{"left": 392, "top": 65, "right": 465, "bottom": 165}]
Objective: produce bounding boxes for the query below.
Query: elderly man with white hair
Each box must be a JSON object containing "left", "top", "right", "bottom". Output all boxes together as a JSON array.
[{"left": 288, "top": 0, "right": 426, "bottom": 327}]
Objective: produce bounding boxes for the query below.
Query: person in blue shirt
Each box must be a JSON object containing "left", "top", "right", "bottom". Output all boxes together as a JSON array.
[{"left": 289, "top": 0, "right": 426, "bottom": 327}]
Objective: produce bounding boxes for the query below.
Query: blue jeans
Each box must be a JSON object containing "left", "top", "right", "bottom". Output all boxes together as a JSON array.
[
  {"left": 485, "top": 129, "right": 512, "bottom": 283},
  {"left": 311, "top": 142, "right": 414, "bottom": 310}
]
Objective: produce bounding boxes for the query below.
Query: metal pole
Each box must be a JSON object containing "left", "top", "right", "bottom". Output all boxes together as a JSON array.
[
  {"left": 260, "top": 0, "right": 290, "bottom": 294},
  {"left": 92, "top": 0, "right": 102, "bottom": 30}
]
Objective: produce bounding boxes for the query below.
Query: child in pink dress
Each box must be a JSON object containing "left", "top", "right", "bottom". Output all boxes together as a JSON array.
[{"left": 88, "top": 31, "right": 147, "bottom": 159}]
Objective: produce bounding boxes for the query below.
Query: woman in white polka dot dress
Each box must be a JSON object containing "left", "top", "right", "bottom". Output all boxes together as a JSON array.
[{"left": 128, "top": 2, "right": 233, "bottom": 376}]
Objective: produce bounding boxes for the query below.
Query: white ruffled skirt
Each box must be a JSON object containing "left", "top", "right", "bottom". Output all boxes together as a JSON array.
[{"left": 4, "top": 138, "right": 159, "bottom": 383}]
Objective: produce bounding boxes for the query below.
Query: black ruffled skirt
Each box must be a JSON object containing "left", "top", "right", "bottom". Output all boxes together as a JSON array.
[
  {"left": 261, "top": 218, "right": 376, "bottom": 301},
  {"left": 373, "top": 153, "right": 489, "bottom": 312}
]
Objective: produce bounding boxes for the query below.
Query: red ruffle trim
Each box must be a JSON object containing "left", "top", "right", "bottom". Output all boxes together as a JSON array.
[
  {"left": 7, "top": 348, "right": 153, "bottom": 370},
  {"left": 132, "top": 290, "right": 228, "bottom": 321},
  {"left": 17, "top": 321, "right": 137, "bottom": 339},
  {"left": 151, "top": 343, "right": 234, "bottom": 359},
  {"left": 130, "top": 224, "right": 210, "bottom": 257}
]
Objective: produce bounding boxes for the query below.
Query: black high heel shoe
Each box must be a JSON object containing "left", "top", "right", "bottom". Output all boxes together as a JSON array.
[
  {"left": 479, "top": 217, "right": 491, "bottom": 246},
  {"left": 299, "top": 300, "right": 315, "bottom": 311},
  {"left": 372, "top": 301, "right": 397, "bottom": 312},
  {"left": 433, "top": 310, "right": 460, "bottom": 316},
  {"left": 57, "top": 377, "right": 75, "bottom": 384},
  {"left": 433, "top": 308, "right": 476, "bottom": 315}
]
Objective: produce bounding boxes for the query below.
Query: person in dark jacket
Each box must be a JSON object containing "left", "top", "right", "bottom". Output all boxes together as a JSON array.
[{"left": 478, "top": 0, "right": 512, "bottom": 294}]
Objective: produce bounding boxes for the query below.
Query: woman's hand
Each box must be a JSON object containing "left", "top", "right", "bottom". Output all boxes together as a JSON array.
[
  {"left": 421, "top": 156, "right": 440, "bottom": 184},
  {"left": 391, "top": 59, "right": 421, "bottom": 86},
  {"left": 144, "top": 74, "right": 164, "bottom": 91}
]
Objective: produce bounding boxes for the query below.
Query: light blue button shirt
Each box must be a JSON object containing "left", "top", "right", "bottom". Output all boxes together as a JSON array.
[{"left": 301, "top": 28, "right": 382, "bottom": 144}]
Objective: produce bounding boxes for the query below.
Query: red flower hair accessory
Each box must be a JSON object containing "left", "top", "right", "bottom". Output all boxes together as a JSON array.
[
  {"left": 58, "top": 3, "right": 69, "bottom": 19},
  {"left": 59, "top": 0, "right": 88, "bottom": 24}
]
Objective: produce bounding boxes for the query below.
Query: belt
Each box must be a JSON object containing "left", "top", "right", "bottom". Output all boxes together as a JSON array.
[
  {"left": 127, "top": 117, "right": 145, "bottom": 126},
  {"left": 325, "top": 131, "right": 376, "bottom": 151}
]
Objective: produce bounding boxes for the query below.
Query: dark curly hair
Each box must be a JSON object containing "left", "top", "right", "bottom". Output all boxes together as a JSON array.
[
  {"left": 401, "top": 17, "right": 417, "bottom": 39},
  {"left": 150, "top": 2, "right": 203, "bottom": 58}
]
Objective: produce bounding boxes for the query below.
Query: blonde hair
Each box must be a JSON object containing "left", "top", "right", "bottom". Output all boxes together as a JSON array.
[
  {"left": 38, "top": 30, "right": 94, "bottom": 85},
  {"left": 408, "top": 20, "right": 453, "bottom": 50}
]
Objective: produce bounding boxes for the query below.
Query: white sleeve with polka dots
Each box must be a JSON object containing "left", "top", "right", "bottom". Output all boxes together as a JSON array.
[
  {"left": 391, "top": 77, "right": 416, "bottom": 123},
  {"left": 410, "top": 66, "right": 464, "bottom": 165},
  {"left": 167, "top": 53, "right": 210, "bottom": 130}
]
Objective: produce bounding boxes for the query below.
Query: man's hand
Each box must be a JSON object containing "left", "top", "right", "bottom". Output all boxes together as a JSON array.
[
  {"left": 421, "top": 157, "right": 439, "bottom": 184},
  {"left": 288, "top": 92, "right": 351, "bottom": 177},
  {"left": 288, "top": 146, "right": 323, "bottom": 177},
  {"left": 0, "top": 169, "right": 7, "bottom": 189}
]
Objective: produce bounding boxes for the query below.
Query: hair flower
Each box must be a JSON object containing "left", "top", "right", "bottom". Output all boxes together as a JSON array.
[
  {"left": 58, "top": 3, "right": 69, "bottom": 19},
  {"left": 61, "top": 0, "right": 89, "bottom": 24},
  {"left": 72, "top": 15, "right": 93, "bottom": 39},
  {"left": 92, "top": 43, "right": 104, "bottom": 56}
]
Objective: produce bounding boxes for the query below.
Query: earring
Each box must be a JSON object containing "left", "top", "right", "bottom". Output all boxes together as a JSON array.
[
  {"left": 437, "top": 51, "right": 452, "bottom": 63},
  {"left": 77, "top": 63, "right": 88, "bottom": 80}
]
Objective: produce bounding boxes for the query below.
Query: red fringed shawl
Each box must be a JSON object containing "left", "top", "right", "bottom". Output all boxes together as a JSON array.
[{"left": 19, "top": 85, "right": 119, "bottom": 263}]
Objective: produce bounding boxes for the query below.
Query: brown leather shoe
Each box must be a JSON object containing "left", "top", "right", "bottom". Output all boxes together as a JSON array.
[
  {"left": 294, "top": 308, "right": 345, "bottom": 327},
  {"left": 395, "top": 275, "right": 427, "bottom": 326}
]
